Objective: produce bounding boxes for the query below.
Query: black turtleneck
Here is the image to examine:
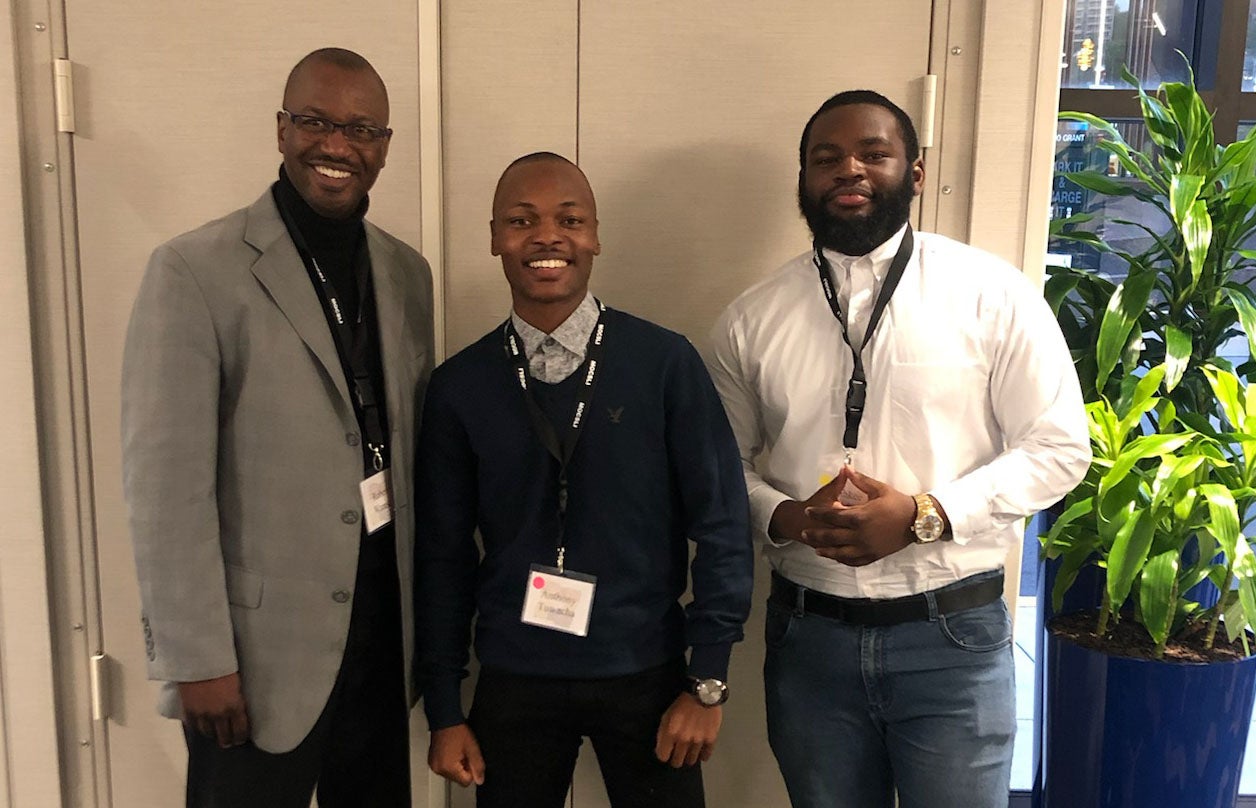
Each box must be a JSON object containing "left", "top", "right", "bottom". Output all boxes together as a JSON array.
[
  {"left": 273, "top": 166, "right": 369, "bottom": 320},
  {"left": 271, "top": 166, "right": 390, "bottom": 481}
]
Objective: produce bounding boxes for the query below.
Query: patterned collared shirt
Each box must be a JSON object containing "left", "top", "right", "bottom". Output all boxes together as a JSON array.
[{"left": 510, "top": 293, "right": 600, "bottom": 383}]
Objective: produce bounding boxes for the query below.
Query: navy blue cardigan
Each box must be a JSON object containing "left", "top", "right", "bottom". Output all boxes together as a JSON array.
[{"left": 416, "top": 308, "right": 753, "bottom": 729}]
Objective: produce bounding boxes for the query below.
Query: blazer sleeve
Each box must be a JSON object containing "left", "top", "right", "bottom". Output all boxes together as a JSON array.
[{"left": 122, "top": 243, "right": 238, "bottom": 683}]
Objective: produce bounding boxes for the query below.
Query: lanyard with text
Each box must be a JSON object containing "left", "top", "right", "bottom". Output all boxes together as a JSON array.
[
  {"left": 275, "top": 199, "right": 388, "bottom": 472},
  {"left": 503, "top": 301, "right": 607, "bottom": 573},
  {"left": 813, "top": 226, "right": 914, "bottom": 459}
]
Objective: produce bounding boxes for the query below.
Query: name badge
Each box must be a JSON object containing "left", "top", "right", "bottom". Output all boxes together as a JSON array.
[
  {"left": 521, "top": 565, "right": 596, "bottom": 637},
  {"left": 359, "top": 469, "right": 394, "bottom": 534}
]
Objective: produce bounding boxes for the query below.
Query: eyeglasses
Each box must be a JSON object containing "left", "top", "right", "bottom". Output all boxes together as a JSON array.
[{"left": 279, "top": 110, "right": 392, "bottom": 144}]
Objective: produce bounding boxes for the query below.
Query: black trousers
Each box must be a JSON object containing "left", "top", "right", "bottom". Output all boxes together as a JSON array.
[
  {"left": 468, "top": 659, "right": 705, "bottom": 808},
  {"left": 184, "top": 528, "right": 410, "bottom": 808}
]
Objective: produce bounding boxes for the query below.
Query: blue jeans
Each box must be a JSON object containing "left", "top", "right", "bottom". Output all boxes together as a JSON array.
[{"left": 764, "top": 572, "right": 1015, "bottom": 808}]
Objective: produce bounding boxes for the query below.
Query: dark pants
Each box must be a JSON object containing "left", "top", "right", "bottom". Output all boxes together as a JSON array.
[
  {"left": 468, "top": 659, "right": 705, "bottom": 808},
  {"left": 184, "top": 528, "right": 410, "bottom": 808}
]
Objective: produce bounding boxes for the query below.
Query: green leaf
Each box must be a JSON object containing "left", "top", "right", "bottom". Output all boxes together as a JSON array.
[
  {"left": 1053, "top": 541, "right": 1098, "bottom": 614},
  {"left": 1116, "top": 365, "right": 1166, "bottom": 436},
  {"left": 1063, "top": 172, "right": 1144, "bottom": 198},
  {"left": 1163, "top": 327, "right": 1191, "bottom": 393},
  {"left": 1041, "top": 496, "right": 1096, "bottom": 557},
  {"left": 1096, "top": 272, "right": 1156, "bottom": 393},
  {"left": 1224, "top": 287, "right": 1256, "bottom": 364},
  {"left": 1203, "top": 365, "right": 1245, "bottom": 431},
  {"left": 1107, "top": 509, "right": 1156, "bottom": 608},
  {"left": 1198, "top": 483, "right": 1241, "bottom": 561},
  {"left": 1140, "top": 550, "right": 1180, "bottom": 650},
  {"left": 1231, "top": 540, "right": 1256, "bottom": 639},
  {"left": 1182, "top": 198, "right": 1213, "bottom": 289}
]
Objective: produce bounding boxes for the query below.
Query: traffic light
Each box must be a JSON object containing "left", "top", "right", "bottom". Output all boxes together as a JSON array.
[{"left": 1077, "top": 38, "right": 1095, "bottom": 72}]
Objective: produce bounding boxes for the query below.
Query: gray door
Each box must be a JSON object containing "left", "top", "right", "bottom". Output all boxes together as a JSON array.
[
  {"left": 440, "top": 2, "right": 936, "bottom": 805},
  {"left": 60, "top": 3, "right": 433, "bottom": 804}
]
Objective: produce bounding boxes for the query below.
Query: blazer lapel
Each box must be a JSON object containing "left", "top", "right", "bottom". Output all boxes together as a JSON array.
[
  {"left": 365, "top": 224, "right": 407, "bottom": 432},
  {"left": 244, "top": 192, "right": 352, "bottom": 409}
]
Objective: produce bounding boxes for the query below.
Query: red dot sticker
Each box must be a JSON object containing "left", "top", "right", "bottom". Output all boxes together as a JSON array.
[{"left": 532, "top": 576, "right": 546, "bottom": 589}]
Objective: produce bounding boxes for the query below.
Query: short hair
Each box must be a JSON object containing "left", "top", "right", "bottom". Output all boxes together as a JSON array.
[
  {"left": 501, "top": 151, "right": 579, "bottom": 176},
  {"left": 492, "top": 151, "right": 593, "bottom": 211},
  {"left": 798, "top": 90, "right": 920, "bottom": 168},
  {"left": 283, "top": 48, "right": 387, "bottom": 109}
]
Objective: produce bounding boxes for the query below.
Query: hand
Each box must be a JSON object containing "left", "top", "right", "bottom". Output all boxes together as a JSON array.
[
  {"left": 768, "top": 473, "right": 850, "bottom": 543},
  {"left": 655, "top": 695, "right": 722, "bottom": 768},
  {"left": 800, "top": 467, "right": 917, "bottom": 566},
  {"left": 429, "top": 724, "right": 486, "bottom": 787},
  {"left": 178, "top": 672, "right": 250, "bottom": 748}
]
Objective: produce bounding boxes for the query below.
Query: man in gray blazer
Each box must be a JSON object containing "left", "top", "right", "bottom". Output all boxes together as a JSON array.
[{"left": 121, "top": 47, "right": 433, "bottom": 807}]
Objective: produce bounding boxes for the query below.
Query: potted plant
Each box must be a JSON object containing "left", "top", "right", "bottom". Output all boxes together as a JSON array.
[{"left": 1037, "top": 66, "right": 1256, "bottom": 807}]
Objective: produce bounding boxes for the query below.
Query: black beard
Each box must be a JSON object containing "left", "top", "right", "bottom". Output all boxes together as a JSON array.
[{"left": 798, "top": 169, "right": 916, "bottom": 256}]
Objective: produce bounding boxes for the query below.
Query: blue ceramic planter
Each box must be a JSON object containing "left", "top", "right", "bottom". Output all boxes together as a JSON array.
[{"left": 1041, "top": 627, "right": 1256, "bottom": 808}]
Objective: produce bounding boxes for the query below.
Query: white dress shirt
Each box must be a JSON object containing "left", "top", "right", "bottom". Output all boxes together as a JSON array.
[
  {"left": 707, "top": 227, "right": 1091, "bottom": 598},
  {"left": 511, "top": 293, "right": 600, "bottom": 384}
]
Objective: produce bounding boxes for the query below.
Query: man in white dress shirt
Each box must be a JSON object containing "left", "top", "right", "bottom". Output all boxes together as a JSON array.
[{"left": 706, "top": 90, "right": 1090, "bottom": 808}]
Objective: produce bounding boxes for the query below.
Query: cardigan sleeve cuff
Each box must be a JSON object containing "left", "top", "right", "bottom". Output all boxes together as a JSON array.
[
  {"left": 422, "top": 680, "right": 467, "bottom": 731},
  {"left": 688, "top": 642, "right": 734, "bottom": 682}
]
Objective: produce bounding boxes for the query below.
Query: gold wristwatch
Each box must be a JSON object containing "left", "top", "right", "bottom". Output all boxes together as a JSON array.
[{"left": 911, "top": 494, "right": 945, "bottom": 543}]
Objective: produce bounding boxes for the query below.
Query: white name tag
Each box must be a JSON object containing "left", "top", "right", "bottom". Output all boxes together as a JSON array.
[
  {"left": 359, "top": 469, "right": 394, "bottom": 534},
  {"left": 521, "top": 565, "right": 596, "bottom": 637}
]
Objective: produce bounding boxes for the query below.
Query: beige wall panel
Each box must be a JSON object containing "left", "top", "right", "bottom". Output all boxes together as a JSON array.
[
  {"left": 0, "top": 1, "right": 63, "bottom": 804},
  {"left": 61, "top": 2, "right": 427, "bottom": 804},
  {"left": 969, "top": 0, "right": 1046, "bottom": 269},
  {"left": 573, "top": 4, "right": 931, "bottom": 805},
  {"left": 441, "top": 0, "right": 579, "bottom": 353},
  {"left": 577, "top": 0, "right": 934, "bottom": 344}
]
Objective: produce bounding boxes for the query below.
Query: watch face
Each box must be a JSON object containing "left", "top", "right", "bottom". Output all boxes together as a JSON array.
[
  {"left": 694, "top": 679, "right": 727, "bottom": 706},
  {"left": 916, "top": 513, "right": 944, "bottom": 542}
]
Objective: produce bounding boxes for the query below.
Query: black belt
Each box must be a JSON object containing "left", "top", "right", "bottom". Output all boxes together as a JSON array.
[{"left": 768, "top": 570, "right": 1004, "bottom": 627}]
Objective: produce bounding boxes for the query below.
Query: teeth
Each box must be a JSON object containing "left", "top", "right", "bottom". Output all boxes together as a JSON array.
[
  {"left": 528, "top": 259, "right": 568, "bottom": 269},
  {"left": 314, "top": 165, "right": 350, "bottom": 179}
]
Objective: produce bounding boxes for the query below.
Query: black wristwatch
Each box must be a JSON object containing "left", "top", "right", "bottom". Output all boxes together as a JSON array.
[{"left": 688, "top": 677, "right": 729, "bottom": 707}]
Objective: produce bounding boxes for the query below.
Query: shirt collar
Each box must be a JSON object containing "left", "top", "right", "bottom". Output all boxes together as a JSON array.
[
  {"left": 821, "top": 223, "right": 910, "bottom": 283},
  {"left": 510, "top": 292, "right": 600, "bottom": 357}
]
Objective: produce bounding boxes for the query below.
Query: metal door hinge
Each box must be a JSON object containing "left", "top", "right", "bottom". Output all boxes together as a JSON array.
[
  {"left": 920, "top": 74, "right": 937, "bottom": 149},
  {"left": 53, "top": 58, "right": 76, "bottom": 133},
  {"left": 89, "top": 653, "right": 109, "bottom": 721}
]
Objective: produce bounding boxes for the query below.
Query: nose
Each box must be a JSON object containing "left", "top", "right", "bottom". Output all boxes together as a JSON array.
[
  {"left": 834, "top": 154, "right": 865, "bottom": 179},
  {"left": 318, "top": 126, "right": 354, "bottom": 157},
  {"left": 532, "top": 219, "right": 563, "bottom": 246}
]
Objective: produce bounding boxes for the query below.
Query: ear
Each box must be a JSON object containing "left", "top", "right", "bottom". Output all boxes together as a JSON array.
[
  {"left": 910, "top": 158, "right": 925, "bottom": 195},
  {"left": 276, "top": 111, "right": 287, "bottom": 153},
  {"left": 489, "top": 219, "right": 500, "bottom": 256},
  {"left": 593, "top": 219, "right": 601, "bottom": 256}
]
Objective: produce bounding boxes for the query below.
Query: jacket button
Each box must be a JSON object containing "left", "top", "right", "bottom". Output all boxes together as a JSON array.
[
  {"left": 341, "top": 510, "right": 359, "bottom": 524},
  {"left": 346, "top": 433, "right": 360, "bottom": 446},
  {"left": 332, "top": 589, "right": 351, "bottom": 604}
]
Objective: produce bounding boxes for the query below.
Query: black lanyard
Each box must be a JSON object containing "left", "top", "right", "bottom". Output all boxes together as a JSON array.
[
  {"left": 813, "top": 227, "right": 914, "bottom": 454},
  {"left": 503, "top": 302, "right": 607, "bottom": 571},
  {"left": 275, "top": 198, "right": 388, "bottom": 472}
]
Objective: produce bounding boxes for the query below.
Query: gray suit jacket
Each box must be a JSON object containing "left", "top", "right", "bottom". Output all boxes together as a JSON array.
[{"left": 121, "top": 189, "right": 434, "bottom": 752}]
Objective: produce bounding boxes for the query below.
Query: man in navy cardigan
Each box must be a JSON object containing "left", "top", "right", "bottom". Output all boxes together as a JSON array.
[{"left": 416, "top": 152, "right": 754, "bottom": 808}]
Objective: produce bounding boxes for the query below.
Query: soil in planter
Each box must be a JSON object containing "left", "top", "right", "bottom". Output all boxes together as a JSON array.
[{"left": 1050, "top": 609, "right": 1252, "bottom": 663}]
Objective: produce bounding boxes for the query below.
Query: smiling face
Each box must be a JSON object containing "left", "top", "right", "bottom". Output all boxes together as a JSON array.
[
  {"left": 799, "top": 103, "right": 924, "bottom": 255},
  {"left": 491, "top": 158, "right": 601, "bottom": 330},
  {"left": 277, "top": 60, "right": 390, "bottom": 219}
]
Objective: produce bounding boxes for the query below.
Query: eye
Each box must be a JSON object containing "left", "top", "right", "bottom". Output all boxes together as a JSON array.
[
  {"left": 295, "top": 116, "right": 332, "bottom": 134},
  {"left": 507, "top": 217, "right": 531, "bottom": 227},
  {"left": 562, "top": 216, "right": 584, "bottom": 227},
  {"left": 864, "top": 152, "right": 889, "bottom": 162}
]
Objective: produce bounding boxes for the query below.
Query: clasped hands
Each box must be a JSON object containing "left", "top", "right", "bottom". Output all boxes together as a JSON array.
[{"left": 769, "top": 465, "right": 917, "bottom": 566}]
